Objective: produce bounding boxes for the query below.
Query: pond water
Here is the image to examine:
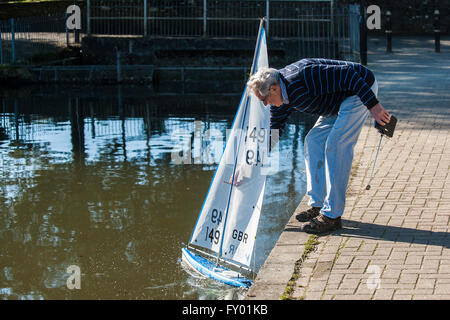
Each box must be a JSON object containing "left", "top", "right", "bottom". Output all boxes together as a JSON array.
[{"left": 0, "top": 84, "right": 315, "bottom": 300}]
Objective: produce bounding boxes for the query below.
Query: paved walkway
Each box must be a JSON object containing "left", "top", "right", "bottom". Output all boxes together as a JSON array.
[{"left": 246, "top": 35, "right": 450, "bottom": 300}]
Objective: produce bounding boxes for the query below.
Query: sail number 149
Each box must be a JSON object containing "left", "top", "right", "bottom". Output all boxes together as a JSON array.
[
  {"left": 204, "top": 209, "right": 223, "bottom": 245},
  {"left": 204, "top": 209, "right": 248, "bottom": 245},
  {"left": 205, "top": 226, "right": 220, "bottom": 245}
]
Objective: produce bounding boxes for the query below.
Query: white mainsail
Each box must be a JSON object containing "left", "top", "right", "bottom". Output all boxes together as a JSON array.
[{"left": 189, "top": 23, "right": 270, "bottom": 272}]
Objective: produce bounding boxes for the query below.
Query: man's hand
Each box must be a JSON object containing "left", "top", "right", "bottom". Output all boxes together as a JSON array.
[
  {"left": 369, "top": 102, "right": 391, "bottom": 126},
  {"left": 227, "top": 164, "right": 247, "bottom": 187},
  {"left": 228, "top": 169, "right": 242, "bottom": 186}
]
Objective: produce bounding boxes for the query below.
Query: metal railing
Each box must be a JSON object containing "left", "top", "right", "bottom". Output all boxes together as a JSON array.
[
  {"left": 88, "top": 0, "right": 336, "bottom": 37},
  {"left": 0, "top": 13, "right": 83, "bottom": 65},
  {"left": 87, "top": 0, "right": 360, "bottom": 61},
  {"left": 0, "top": 1, "right": 361, "bottom": 65}
]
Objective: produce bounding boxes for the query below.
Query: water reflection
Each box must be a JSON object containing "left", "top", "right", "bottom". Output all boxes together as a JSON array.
[{"left": 0, "top": 85, "right": 315, "bottom": 300}]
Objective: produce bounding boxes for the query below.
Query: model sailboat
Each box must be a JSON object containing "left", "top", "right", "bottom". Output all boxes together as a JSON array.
[{"left": 182, "top": 18, "right": 270, "bottom": 288}]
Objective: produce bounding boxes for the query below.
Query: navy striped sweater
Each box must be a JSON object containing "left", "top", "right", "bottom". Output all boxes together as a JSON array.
[{"left": 270, "top": 58, "right": 378, "bottom": 136}]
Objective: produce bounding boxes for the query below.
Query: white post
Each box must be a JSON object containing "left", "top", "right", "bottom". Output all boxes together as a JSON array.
[
  {"left": 0, "top": 32, "right": 3, "bottom": 64},
  {"left": 117, "top": 51, "right": 121, "bottom": 83},
  {"left": 66, "top": 12, "right": 70, "bottom": 47},
  {"left": 87, "top": 0, "right": 91, "bottom": 35},
  {"left": 181, "top": 67, "right": 185, "bottom": 95},
  {"left": 10, "top": 19, "right": 15, "bottom": 64},
  {"left": 266, "top": 0, "right": 269, "bottom": 36},
  {"left": 143, "top": 0, "right": 147, "bottom": 36},
  {"left": 331, "top": 0, "right": 335, "bottom": 41},
  {"left": 203, "top": 0, "right": 207, "bottom": 36}
]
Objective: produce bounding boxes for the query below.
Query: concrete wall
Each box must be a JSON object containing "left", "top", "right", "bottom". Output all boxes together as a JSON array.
[{"left": 80, "top": 36, "right": 307, "bottom": 68}]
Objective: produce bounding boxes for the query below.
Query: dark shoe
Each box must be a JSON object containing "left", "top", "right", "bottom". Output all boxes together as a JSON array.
[
  {"left": 301, "top": 214, "right": 342, "bottom": 234},
  {"left": 295, "top": 207, "right": 321, "bottom": 222}
]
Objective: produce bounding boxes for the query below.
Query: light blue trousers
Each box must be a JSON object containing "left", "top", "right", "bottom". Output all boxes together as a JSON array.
[{"left": 304, "top": 80, "right": 378, "bottom": 219}]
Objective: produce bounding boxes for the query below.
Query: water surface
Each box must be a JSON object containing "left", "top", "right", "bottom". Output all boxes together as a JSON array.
[{"left": 0, "top": 84, "right": 315, "bottom": 299}]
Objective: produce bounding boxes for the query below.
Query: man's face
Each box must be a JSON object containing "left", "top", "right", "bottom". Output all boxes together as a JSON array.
[{"left": 255, "top": 84, "right": 283, "bottom": 107}]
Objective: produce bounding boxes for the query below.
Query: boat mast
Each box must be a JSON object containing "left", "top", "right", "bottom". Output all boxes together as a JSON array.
[
  {"left": 250, "top": 17, "right": 267, "bottom": 75},
  {"left": 215, "top": 17, "right": 267, "bottom": 267}
]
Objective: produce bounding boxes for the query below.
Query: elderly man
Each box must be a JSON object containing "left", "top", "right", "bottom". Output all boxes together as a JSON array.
[{"left": 246, "top": 58, "right": 391, "bottom": 234}]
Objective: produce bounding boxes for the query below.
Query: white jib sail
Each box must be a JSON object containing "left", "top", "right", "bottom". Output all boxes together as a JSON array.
[{"left": 189, "top": 25, "right": 270, "bottom": 270}]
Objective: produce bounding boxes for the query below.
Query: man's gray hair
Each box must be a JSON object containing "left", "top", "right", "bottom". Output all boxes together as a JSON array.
[{"left": 246, "top": 67, "right": 280, "bottom": 97}]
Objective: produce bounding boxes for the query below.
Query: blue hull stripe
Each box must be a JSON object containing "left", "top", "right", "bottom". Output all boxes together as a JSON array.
[{"left": 182, "top": 248, "right": 252, "bottom": 288}]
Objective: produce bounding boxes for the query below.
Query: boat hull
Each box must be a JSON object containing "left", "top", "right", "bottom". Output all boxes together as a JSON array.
[{"left": 181, "top": 248, "right": 253, "bottom": 288}]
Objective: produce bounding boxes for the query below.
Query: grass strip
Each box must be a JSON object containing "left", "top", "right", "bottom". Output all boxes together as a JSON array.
[{"left": 280, "top": 234, "right": 319, "bottom": 300}]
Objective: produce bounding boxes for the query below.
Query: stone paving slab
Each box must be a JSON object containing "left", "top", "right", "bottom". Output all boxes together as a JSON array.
[
  {"left": 245, "top": 199, "right": 311, "bottom": 300},
  {"left": 246, "top": 35, "right": 450, "bottom": 300}
]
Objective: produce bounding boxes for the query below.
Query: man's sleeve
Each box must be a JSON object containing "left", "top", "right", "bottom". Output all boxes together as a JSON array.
[
  {"left": 269, "top": 104, "right": 294, "bottom": 148},
  {"left": 269, "top": 104, "right": 293, "bottom": 136},
  {"left": 302, "top": 64, "right": 379, "bottom": 109}
]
